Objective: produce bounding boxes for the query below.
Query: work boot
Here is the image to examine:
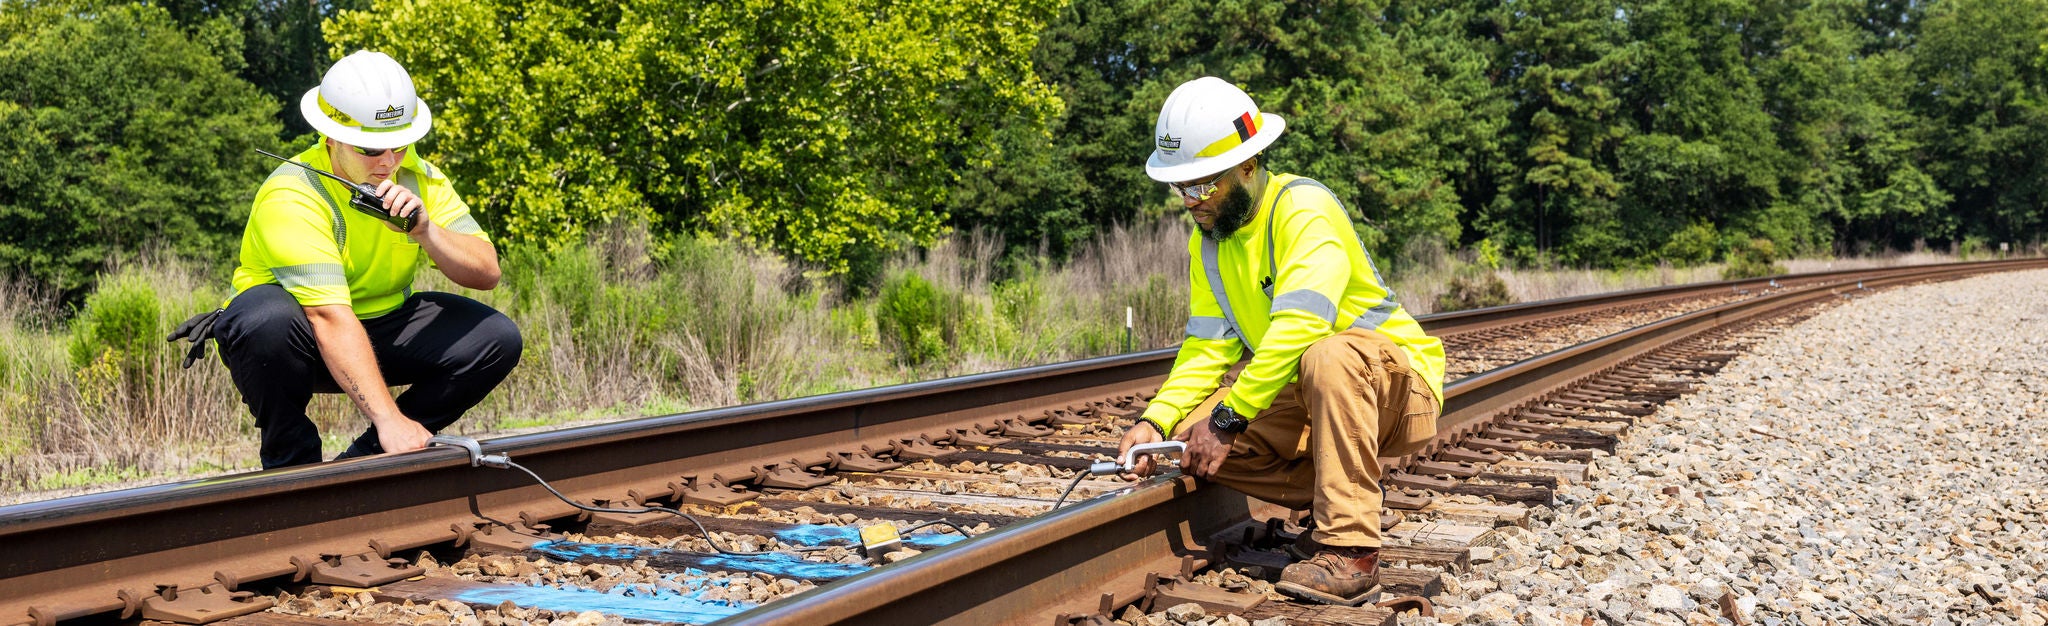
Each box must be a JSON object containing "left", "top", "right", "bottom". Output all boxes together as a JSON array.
[
  {"left": 1287, "top": 510, "right": 1399, "bottom": 560},
  {"left": 1275, "top": 546, "right": 1382, "bottom": 606},
  {"left": 1285, "top": 530, "right": 1322, "bottom": 562}
]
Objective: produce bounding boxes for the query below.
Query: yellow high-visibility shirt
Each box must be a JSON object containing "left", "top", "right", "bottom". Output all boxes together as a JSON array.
[
  {"left": 1141, "top": 172, "right": 1445, "bottom": 433},
  {"left": 228, "top": 143, "right": 488, "bottom": 319}
]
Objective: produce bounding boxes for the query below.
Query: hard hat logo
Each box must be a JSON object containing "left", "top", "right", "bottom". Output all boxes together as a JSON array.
[
  {"left": 301, "top": 50, "right": 433, "bottom": 150},
  {"left": 1145, "top": 77, "right": 1286, "bottom": 183}
]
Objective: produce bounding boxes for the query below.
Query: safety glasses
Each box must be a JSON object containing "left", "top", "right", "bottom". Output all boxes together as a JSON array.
[
  {"left": 349, "top": 143, "right": 410, "bottom": 158},
  {"left": 1168, "top": 170, "right": 1229, "bottom": 202}
]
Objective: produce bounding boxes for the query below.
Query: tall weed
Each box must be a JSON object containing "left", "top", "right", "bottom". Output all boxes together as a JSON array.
[
  {"left": 876, "top": 272, "right": 952, "bottom": 366},
  {"left": 1722, "top": 238, "right": 1787, "bottom": 280},
  {"left": 1, "top": 255, "right": 243, "bottom": 491}
]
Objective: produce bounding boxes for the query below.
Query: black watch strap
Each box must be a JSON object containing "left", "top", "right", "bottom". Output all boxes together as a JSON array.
[{"left": 1133, "top": 418, "right": 1168, "bottom": 438}]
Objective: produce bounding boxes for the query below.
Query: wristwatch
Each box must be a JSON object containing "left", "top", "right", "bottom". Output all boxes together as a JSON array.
[{"left": 1209, "top": 403, "right": 1249, "bottom": 434}]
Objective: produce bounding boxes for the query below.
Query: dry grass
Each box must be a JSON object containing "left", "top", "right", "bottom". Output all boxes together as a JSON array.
[
  {"left": 1494, "top": 264, "right": 1726, "bottom": 306},
  {"left": 2, "top": 220, "right": 2028, "bottom": 503},
  {"left": 0, "top": 255, "right": 255, "bottom": 491}
]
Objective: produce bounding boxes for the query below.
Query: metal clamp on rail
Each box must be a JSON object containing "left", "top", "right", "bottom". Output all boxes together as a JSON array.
[
  {"left": 428, "top": 434, "right": 511, "bottom": 469},
  {"left": 1089, "top": 441, "right": 1187, "bottom": 476}
]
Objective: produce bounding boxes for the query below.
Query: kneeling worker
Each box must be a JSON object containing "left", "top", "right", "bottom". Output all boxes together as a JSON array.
[
  {"left": 211, "top": 51, "right": 521, "bottom": 469},
  {"left": 1117, "top": 77, "right": 1446, "bottom": 606}
]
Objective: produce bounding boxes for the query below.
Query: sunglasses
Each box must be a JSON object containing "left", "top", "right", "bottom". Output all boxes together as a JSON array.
[
  {"left": 1168, "top": 170, "right": 1229, "bottom": 202},
  {"left": 348, "top": 143, "right": 410, "bottom": 158}
]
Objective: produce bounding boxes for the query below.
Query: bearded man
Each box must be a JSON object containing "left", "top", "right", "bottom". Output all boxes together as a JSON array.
[{"left": 1116, "top": 76, "right": 1446, "bottom": 606}]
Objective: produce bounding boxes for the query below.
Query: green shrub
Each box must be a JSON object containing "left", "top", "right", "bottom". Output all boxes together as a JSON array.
[
  {"left": 1476, "top": 238, "right": 1505, "bottom": 270},
  {"left": 1957, "top": 236, "right": 1988, "bottom": 260},
  {"left": 66, "top": 273, "right": 164, "bottom": 376},
  {"left": 1436, "top": 266, "right": 1513, "bottom": 312},
  {"left": 1720, "top": 238, "right": 1786, "bottom": 280},
  {"left": 1658, "top": 222, "right": 1719, "bottom": 267},
  {"left": 876, "top": 272, "right": 952, "bottom": 366}
]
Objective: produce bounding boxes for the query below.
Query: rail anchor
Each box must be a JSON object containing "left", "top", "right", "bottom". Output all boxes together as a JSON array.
[{"left": 117, "top": 583, "right": 272, "bottom": 624}]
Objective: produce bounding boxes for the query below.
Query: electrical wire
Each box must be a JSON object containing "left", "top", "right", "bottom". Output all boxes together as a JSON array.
[
  {"left": 500, "top": 458, "right": 977, "bottom": 557},
  {"left": 1052, "top": 470, "right": 1092, "bottom": 510},
  {"left": 896, "top": 519, "right": 975, "bottom": 537},
  {"left": 502, "top": 460, "right": 821, "bottom": 556}
]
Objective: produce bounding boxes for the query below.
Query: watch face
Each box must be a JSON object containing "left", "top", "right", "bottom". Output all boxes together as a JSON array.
[{"left": 1210, "top": 407, "right": 1247, "bottom": 433}]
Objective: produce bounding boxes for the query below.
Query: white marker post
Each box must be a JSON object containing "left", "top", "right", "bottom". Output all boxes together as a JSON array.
[{"left": 1124, "top": 306, "right": 1134, "bottom": 353}]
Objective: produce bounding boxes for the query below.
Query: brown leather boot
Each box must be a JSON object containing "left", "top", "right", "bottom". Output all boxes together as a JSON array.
[
  {"left": 1284, "top": 531, "right": 1322, "bottom": 562},
  {"left": 1275, "top": 546, "right": 1383, "bottom": 606},
  {"left": 1285, "top": 510, "right": 1399, "bottom": 561}
]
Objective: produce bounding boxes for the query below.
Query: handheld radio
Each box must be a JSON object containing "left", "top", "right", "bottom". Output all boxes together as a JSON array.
[{"left": 256, "top": 149, "right": 417, "bottom": 232}]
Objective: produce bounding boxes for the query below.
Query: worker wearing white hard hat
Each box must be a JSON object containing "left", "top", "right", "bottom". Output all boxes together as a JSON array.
[
  {"left": 191, "top": 51, "right": 521, "bottom": 469},
  {"left": 1119, "top": 76, "right": 1447, "bottom": 607}
]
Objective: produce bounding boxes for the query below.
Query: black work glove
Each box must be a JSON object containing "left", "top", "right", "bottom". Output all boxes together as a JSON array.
[{"left": 166, "top": 308, "right": 224, "bottom": 369}]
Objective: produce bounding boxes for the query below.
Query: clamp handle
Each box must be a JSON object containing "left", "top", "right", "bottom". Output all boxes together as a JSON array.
[
  {"left": 1089, "top": 441, "right": 1187, "bottom": 475},
  {"left": 428, "top": 435, "right": 511, "bottom": 469}
]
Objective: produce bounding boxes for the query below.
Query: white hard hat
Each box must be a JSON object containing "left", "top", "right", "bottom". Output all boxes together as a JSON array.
[
  {"left": 1145, "top": 76, "right": 1286, "bottom": 183},
  {"left": 299, "top": 51, "right": 432, "bottom": 150}
]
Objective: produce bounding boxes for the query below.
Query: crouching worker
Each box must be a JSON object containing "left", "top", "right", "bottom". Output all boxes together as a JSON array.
[
  {"left": 186, "top": 51, "right": 520, "bottom": 469},
  {"left": 1116, "top": 77, "right": 1446, "bottom": 606}
]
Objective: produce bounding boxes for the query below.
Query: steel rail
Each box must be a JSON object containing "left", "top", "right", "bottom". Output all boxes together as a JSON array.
[
  {"left": 714, "top": 259, "right": 2045, "bottom": 625},
  {"left": 1420, "top": 258, "right": 2037, "bottom": 335},
  {"left": 0, "top": 259, "right": 2039, "bottom": 625}
]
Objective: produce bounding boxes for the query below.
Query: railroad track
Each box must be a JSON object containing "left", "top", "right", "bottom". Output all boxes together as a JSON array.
[{"left": 3, "top": 259, "right": 2040, "bottom": 626}]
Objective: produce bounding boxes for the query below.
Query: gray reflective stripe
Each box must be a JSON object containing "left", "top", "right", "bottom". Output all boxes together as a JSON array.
[
  {"left": 271, "top": 263, "right": 345, "bottom": 289},
  {"left": 445, "top": 212, "right": 484, "bottom": 235},
  {"left": 1185, "top": 316, "right": 1235, "bottom": 340},
  {"left": 396, "top": 169, "right": 423, "bottom": 198},
  {"left": 1201, "top": 236, "right": 1255, "bottom": 353},
  {"left": 1349, "top": 299, "right": 1402, "bottom": 331},
  {"left": 1271, "top": 289, "right": 1337, "bottom": 324},
  {"left": 291, "top": 166, "right": 349, "bottom": 252}
]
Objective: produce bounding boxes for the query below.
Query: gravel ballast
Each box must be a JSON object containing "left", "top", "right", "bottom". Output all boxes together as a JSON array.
[{"left": 1420, "top": 269, "right": 2048, "bottom": 625}]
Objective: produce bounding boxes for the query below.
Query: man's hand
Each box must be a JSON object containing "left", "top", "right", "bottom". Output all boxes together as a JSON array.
[
  {"left": 373, "top": 179, "right": 427, "bottom": 235},
  {"left": 374, "top": 417, "right": 434, "bottom": 455},
  {"left": 1116, "top": 421, "right": 1164, "bottom": 480},
  {"left": 1178, "top": 419, "right": 1237, "bottom": 480}
]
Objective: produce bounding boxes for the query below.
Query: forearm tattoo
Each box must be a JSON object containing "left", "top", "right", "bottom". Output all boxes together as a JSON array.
[{"left": 341, "top": 372, "right": 372, "bottom": 415}]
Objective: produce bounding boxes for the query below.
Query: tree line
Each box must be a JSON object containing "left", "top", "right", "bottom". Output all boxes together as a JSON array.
[{"left": 2, "top": 0, "right": 2043, "bottom": 300}]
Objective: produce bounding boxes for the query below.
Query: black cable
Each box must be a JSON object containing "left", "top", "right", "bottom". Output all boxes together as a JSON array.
[
  {"left": 500, "top": 458, "right": 979, "bottom": 557},
  {"left": 897, "top": 519, "right": 974, "bottom": 537},
  {"left": 504, "top": 459, "right": 830, "bottom": 556},
  {"left": 1052, "top": 470, "right": 1092, "bottom": 510}
]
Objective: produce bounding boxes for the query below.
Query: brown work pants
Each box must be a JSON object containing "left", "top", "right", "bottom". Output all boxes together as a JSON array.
[{"left": 1170, "top": 328, "right": 1439, "bottom": 548}]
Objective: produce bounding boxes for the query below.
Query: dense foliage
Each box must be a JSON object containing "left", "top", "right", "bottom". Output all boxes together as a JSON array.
[
  {"left": 0, "top": 3, "right": 281, "bottom": 297},
  {"left": 325, "top": 0, "right": 1063, "bottom": 280},
  {"left": 1, "top": 0, "right": 2043, "bottom": 295}
]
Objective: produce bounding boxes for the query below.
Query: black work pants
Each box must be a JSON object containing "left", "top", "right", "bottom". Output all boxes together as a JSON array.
[{"left": 215, "top": 284, "right": 523, "bottom": 469}]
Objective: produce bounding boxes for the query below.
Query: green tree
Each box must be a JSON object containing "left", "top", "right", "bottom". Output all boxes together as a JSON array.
[
  {"left": 1469, "top": 0, "right": 1636, "bottom": 264},
  {"left": 327, "top": 0, "right": 1063, "bottom": 277},
  {"left": 1618, "top": 0, "right": 1798, "bottom": 260},
  {"left": 1760, "top": 0, "right": 1949, "bottom": 251},
  {"left": 1912, "top": 0, "right": 2048, "bottom": 246},
  {"left": 0, "top": 3, "right": 281, "bottom": 297},
  {"left": 172, "top": 0, "right": 371, "bottom": 137},
  {"left": 1006, "top": 0, "right": 1498, "bottom": 270}
]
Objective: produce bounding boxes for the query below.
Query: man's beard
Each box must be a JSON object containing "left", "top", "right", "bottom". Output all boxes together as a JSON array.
[{"left": 1199, "top": 184, "right": 1256, "bottom": 242}]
